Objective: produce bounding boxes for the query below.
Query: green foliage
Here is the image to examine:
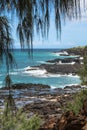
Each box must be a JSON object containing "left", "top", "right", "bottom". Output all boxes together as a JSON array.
[
  {"left": 78, "top": 56, "right": 87, "bottom": 85},
  {"left": 66, "top": 89, "right": 87, "bottom": 115},
  {"left": 0, "top": 16, "right": 15, "bottom": 68},
  {"left": 0, "top": 0, "right": 85, "bottom": 49},
  {"left": 0, "top": 108, "right": 41, "bottom": 130},
  {"left": 0, "top": 1, "right": 86, "bottom": 129}
]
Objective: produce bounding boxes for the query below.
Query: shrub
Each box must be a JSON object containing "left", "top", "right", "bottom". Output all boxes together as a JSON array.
[
  {"left": 66, "top": 89, "right": 87, "bottom": 115},
  {"left": 78, "top": 56, "right": 87, "bottom": 85},
  {"left": 0, "top": 108, "right": 41, "bottom": 130}
]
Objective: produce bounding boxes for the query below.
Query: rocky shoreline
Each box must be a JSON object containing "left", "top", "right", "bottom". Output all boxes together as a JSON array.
[
  {"left": 0, "top": 83, "right": 87, "bottom": 129},
  {"left": 62, "top": 46, "right": 87, "bottom": 56},
  {"left": 38, "top": 51, "right": 83, "bottom": 75},
  {"left": 25, "top": 48, "right": 84, "bottom": 75},
  {"left": 0, "top": 47, "right": 87, "bottom": 129}
]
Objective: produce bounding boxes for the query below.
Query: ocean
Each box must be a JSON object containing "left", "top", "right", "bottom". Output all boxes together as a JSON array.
[{"left": 0, "top": 49, "right": 81, "bottom": 88}]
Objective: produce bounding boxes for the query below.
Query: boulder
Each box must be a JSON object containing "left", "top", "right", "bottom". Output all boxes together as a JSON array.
[
  {"left": 40, "top": 63, "right": 82, "bottom": 74},
  {"left": 53, "top": 111, "right": 86, "bottom": 130}
]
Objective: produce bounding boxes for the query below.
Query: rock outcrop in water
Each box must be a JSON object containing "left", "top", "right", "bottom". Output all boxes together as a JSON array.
[
  {"left": 47, "top": 57, "right": 81, "bottom": 64},
  {"left": 25, "top": 49, "right": 84, "bottom": 76},
  {"left": 39, "top": 63, "right": 82, "bottom": 74}
]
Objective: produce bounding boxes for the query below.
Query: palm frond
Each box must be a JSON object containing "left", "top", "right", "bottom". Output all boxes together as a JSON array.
[
  {"left": 0, "top": 16, "right": 16, "bottom": 70},
  {"left": 0, "top": 0, "right": 85, "bottom": 49}
]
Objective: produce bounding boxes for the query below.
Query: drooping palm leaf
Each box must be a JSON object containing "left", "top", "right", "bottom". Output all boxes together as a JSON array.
[
  {"left": 0, "top": 16, "right": 16, "bottom": 70},
  {"left": 0, "top": 0, "right": 85, "bottom": 49}
]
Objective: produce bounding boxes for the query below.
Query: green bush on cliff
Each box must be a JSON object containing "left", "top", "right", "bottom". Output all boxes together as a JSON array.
[
  {"left": 66, "top": 89, "right": 87, "bottom": 115},
  {"left": 66, "top": 55, "right": 87, "bottom": 114},
  {"left": 78, "top": 56, "right": 87, "bottom": 85},
  {"left": 0, "top": 108, "right": 41, "bottom": 130}
]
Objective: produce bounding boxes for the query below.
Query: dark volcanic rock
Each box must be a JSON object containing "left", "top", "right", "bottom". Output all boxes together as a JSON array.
[
  {"left": 62, "top": 46, "right": 87, "bottom": 56},
  {"left": 47, "top": 57, "right": 81, "bottom": 64},
  {"left": 23, "top": 100, "right": 62, "bottom": 116},
  {"left": 39, "top": 98, "right": 87, "bottom": 130},
  {"left": 40, "top": 63, "right": 82, "bottom": 74},
  {"left": 53, "top": 111, "right": 87, "bottom": 130},
  {"left": 64, "top": 85, "right": 81, "bottom": 90},
  {"left": 39, "top": 117, "right": 57, "bottom": 130},
  {"left": 39, "top": 110, "right": 87, "bottom": 130},
  {"left": 1, "top": 83, "right": 50, "bottom": 90}
]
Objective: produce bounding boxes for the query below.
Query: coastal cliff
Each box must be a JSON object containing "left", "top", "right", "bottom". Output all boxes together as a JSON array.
[{"left": 62, "top": 46, "right": 87, "bottom": 56}]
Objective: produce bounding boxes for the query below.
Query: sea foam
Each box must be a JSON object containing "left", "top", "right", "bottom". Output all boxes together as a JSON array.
[
  {"left": 23, "top": 66, "right": 79, "bottom": 78},
  {"left": 23, "top": 66, "right": 47, "bottom": 77}
]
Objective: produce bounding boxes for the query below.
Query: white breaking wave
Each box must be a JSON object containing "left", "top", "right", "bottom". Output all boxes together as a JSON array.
[
  {"left": 56, "top": 61, "right": 76, "bottom": 65},
  {"left": 52, "top": 51, "right": 79, "bottom": 58},
  {"left": 50, "top": 86, "right": 57, "bottom": 89},
  {"left": 65, "top": 83, "right": 79, "bottom": 86},
  {"left": 24, "top": 66, "right": 31, "bottom": 70},
  {"left": 23, "top": 67, "right": 47, "bottom": 77},
  {"left": 51, "top": 83, "right": 80, "bottom": 89},
  {"left": 52, "top": 51, "right": 69, "bottom": 56},
  {"left": 67, "top": 74, "right": 79, "bottom": 78},
  {"left": 23, "top": 66, "right": 80, "bottom": 78},
  {"left": 37, "top": 61, "right": 55, "bottom": 65},
  {"left": 23, "top": 66, "right": 62, "bottom": 77},
  {"left": 37, "top": 61, "right": 47, "bottom": 64},
  {"left": 10, "top": 72, "right": 19, "bottom": 75}
]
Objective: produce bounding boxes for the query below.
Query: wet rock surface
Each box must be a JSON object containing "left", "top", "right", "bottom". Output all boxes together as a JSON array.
[
  {"left": 1, "top": 83, "right": 50, "bottom": 90},
  {"left": 47, "top": 57, "right": 81, "bottom": 64},
  {"left": 32, "top": 52, "right": 83, "bottom": 75},
  {"left": 0, "top": 47, "right": 87, "bottom": 129},
  {"left": 64, "top": 85, "right": 81, "bottom": 91},
  {"left": 0, "top": 83, "right": 87, "bottom": 129},
  {"left": 39, "top": 63, "right": 82, "bottom": 74},
  {"left": 35, "top": 47, "right": 84, "bottom": 75},
  {"left": 0, "top": 85, "right": 87, "bottom": 130}
]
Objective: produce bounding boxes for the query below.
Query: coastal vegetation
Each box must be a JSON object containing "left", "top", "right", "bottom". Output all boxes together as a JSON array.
[
  {"left": 0, "top": 108, "right": 41, "bottom": 130},
  {"left": 65, "top": 46, "right": 87, "bottom": 56},
  {"left": 78, "top": 56, "right": 87, "bottom": 85},
  {"left": 0, "top": 0, "right": 87, "bottom": 130},
  {"left": 63, "top": 46, "right": 87, "bottom": 115},
  {"left": 67, "top": 46, "right": 87, "bottom": 85},
  {"left": 66, "top": 89, "right": 87, "bottom": 115}
]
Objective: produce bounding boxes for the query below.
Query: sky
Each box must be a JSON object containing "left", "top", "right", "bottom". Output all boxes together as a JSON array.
[
  {"left": 13, "top": 1, "right": 87, "bottom": 49},
  {"left": 32, "top": 19, "right": 87, "bottom": 49}
]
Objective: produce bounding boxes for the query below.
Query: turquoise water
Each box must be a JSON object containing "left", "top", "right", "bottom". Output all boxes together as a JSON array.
[{"left": 0, "top": 49, "right": 81, "bottom": 88}]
